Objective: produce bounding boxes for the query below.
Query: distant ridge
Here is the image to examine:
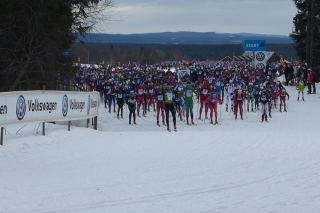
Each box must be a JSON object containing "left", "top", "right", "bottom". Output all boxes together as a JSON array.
[{"left": 81, "top": 31, "right": 293, "bottom": 45}]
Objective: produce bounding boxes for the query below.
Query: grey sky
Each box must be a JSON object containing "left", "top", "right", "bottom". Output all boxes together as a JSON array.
[{"left": 99, "top": 0, "right": 297, "bottom": 36}]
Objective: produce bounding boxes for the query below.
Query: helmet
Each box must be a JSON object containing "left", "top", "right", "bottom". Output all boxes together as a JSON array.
[
  {"left": 139, "top": 81, "right": 143, "bottom": 86},
  {"left": 130, "top": 91, "right": 135, "bottom": 96}
]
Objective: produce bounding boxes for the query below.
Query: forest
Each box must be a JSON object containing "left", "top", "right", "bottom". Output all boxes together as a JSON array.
[{"left": 71, "top": 43, "right": 297, "bottom": 66}]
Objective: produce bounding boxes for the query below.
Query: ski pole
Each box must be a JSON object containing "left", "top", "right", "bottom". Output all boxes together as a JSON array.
[
  {"left": 219, "top": 103, "right": 222, "bottom": 125},
  {"left": 196, "top": 100, "right": 199, "bottom": 120},
  {"left": 244, "top": 99, "right": 247, "bottom": 118}
]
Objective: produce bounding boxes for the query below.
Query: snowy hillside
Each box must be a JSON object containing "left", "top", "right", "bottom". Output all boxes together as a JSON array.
[{"left": 1, "top": 85, "right": 320, "bottom": 213}]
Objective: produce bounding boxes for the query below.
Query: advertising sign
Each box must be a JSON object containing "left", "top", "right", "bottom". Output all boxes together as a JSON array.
[
  {"left": 0, "top": 91, "right": 99, "bottom": 126},
  {"left": 178, "top": 70, "right": 190, "bottom": 82},
  {"left": 254, "top": 51, "right": 267, "bottom": 70},
  {"left": 243, "top": 40, "right": 267, "bottom": 52}
]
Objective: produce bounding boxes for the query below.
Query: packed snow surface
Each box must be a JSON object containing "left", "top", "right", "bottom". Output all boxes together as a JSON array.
[{"left": 1, "top": 85, "right": 320, "bottom": 213}]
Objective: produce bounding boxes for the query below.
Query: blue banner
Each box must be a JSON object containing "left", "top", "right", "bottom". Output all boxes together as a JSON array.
[{"left": 243, "top": 40, "right": 266, "bottom": 51}]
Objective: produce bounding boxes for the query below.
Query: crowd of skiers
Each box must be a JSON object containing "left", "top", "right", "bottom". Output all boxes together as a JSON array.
[{"left": 72, "top": 60, "right": 317, "bottom": 131}]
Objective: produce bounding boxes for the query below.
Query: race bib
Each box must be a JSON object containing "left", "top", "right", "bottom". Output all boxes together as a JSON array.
[
  {"left": 149, "top": 89, "right": 154, "bottom": 93},
  {"left": 237, "top": 97, "right": 242, "bottom": 100},
  {"left": 118, "top": 94, "right": 122, "bottom": 98},
  {"left": 167, "top": 93, "right": 173, "bottom": 101},
  {"left": 158, "top": 96, "right": 163, "bottom": 101},
  {"left": 202, "top": 89, "right": 208, "bottom": 95},
  {"left": 186, "top": 90, "right": 193, "bottom": 97},
  {"left": 138, "top": 89, "right": 143, "bottom": 95}
]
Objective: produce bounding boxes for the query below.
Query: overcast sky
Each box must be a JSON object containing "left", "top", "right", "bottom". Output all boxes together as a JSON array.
[{"left": 99, "top": 0, "right": 297, "bottom": 36}]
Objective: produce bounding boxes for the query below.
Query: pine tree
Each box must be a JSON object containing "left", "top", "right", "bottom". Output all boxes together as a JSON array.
[
  {"left": 290, "top": 0, "right": 320, "bottom": 68},
  {"left": 0, "top": 0, "right": 115, "bottom": 92}
]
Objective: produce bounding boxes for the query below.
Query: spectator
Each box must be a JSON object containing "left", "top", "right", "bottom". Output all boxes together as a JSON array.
[{"left": 307, "top": 68, "right": 315, "bottom": 94}]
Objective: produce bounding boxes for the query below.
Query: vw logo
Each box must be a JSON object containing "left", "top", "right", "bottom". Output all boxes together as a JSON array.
[
  {"left": 62, "top": 95, "right": 68, "bottom": 117},
  {"left": 256, "top": 52, "right": 265, "bottom": 61},
  {"left": 256, "top": 63, "right": 265, "bottom": 70},
  {"left": 179, "top": 71, "right": 187, "bottom": 80},
  {"left": 16, "top": 95, "right": 26, "bottom": 120},
  {"left": 87, "top": 95, "right": 91, "bottom": 115}
]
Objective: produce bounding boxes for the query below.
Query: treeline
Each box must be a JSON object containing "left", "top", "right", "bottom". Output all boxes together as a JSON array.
[
  {"left": 71, "top": 43, "right": 298, "bottom": 65},
  {"left": 0, "top": 0, "right": 114, "bottom": 92}
]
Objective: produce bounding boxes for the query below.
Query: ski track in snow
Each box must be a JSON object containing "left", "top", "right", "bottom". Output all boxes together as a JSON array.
[{"left": 1, "top": 85, "right": 320, "bottom": 213}]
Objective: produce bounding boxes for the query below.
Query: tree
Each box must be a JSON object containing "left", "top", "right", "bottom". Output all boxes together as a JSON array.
[
  {"left": 0, "top": 0, "right": 115, "bottom": 91},
  {"left": 290, "top": 0, "right": 320, "bottom": 68}
]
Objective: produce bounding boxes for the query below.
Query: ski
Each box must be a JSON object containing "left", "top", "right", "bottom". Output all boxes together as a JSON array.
[
  {"left": 157, "top": 124, "right": 160, "bottom": 127},
  {"left": 167, "top": 129, "right": 171, "bottom": 132},
  {"left": 174, "top": 129, "right": 177, "bottom": 132}
]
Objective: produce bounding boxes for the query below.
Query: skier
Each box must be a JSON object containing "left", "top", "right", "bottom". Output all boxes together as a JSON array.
[
  {"left": 206, "top": 92, "right": 222, "bottom": 124},
  {"left": 108, "top": 82, "right": 116, "bottom": 113},
  {"left": 181, "top": 81, "right": 198, "bottom": 125},
  {"left": 246, "top": 84, "right": 255, "bottom": 112},
  {"left": 225, "top": 80, "right": 234, "bottom": 112},
  {"left": 279, "top": 88, "right": 290, "bottom": 112},
  {"left": 134, "top": 81, "right": 147, "bottom": 117},
  {"left": 103, "top": 79, "right": 111, "bottom": 108},
  {"left": 232, "top": 89, "right": 247, "bottom": 120},
  {"left": 254, "top": 84, "right": 261, "bottom": 111},
  {"left": 264, "top": 82, "right": 274, "bottom": 118},
  {"left": 173, "top": 87, "right": 184, "bottom": 121},
  {"left": 297, "top": 75, "right": 305, "bottom": 101},
  {"left": 198, "top": 82, "right": 211, "bottom": 120},
  {"left": 147, "top": 82, "right": 156, "bottom": 112},
  {"left": 272, "top": 86, "right": 279, "bottom": 109},
  {"left": 259, "top": 91, "right": 270, "bottom": 122},
  {"left": 115, "top": 84, "right": 125, "bottom": 118},
  {"left": 164, "top": 84, "right": 177, "bottom": 131},
  {"left": 155, "top": 85, "right": 165, "bottom": 126},
  {"left": 127, "top": 91, "right": 137, "bottom": 125}
]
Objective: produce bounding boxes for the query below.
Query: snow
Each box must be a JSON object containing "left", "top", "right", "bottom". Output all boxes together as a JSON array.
[{"left": 1, "top": 85, "right": 320, "bottom": 213}]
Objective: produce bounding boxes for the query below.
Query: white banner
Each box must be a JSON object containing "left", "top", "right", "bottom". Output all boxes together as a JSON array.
[
  {"left": 254, "top": 51, "right": 267, "bottom": 70},
  {"left": 178, "top": 70, "right": 190, "bottom": 82},
  {"left": 0, "top": 91, "right": 99, "bottom": 126}
]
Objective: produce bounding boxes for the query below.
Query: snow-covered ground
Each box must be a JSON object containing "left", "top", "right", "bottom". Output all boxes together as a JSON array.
[{"left": 1, "top": 85, "right": 320, "bottom": 213}]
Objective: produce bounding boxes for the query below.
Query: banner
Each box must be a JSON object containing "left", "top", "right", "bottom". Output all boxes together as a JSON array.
[
  {"left": 0, "top": 91, "right": 99, "bottom": 126},
  {"left": 243, "top": 40, "right": 267, "bottom": 52},
  {"left": 178, "top": 70, "right": 190, "bottom": 82},
  {"left": 254, "top": 51, "right": 267, "bottom": 70}
]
